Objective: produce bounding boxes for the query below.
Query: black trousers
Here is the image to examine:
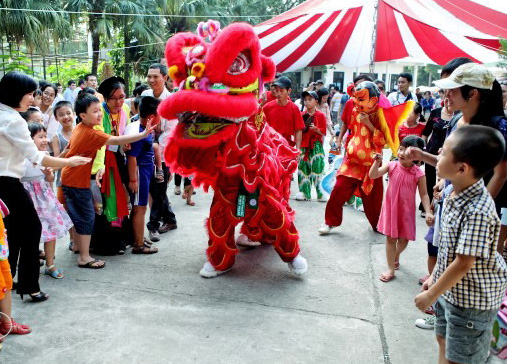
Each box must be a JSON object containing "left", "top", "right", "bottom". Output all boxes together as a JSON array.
[
  {"left": 174, "top": 174, "right": 191, "bottom": 187},
  {"left": 0, "top": 177, "right": 41, "bottom": 294},
  {"left": 147, "top": 164, "right": 177, "bottom": 232},
  {"left": 419, "top": 163, "right": 437, "bottom": 212}
]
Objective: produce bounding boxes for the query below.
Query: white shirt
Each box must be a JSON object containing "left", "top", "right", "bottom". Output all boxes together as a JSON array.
[
  {"left": 0, "top": 103, "right": 46, "bottom": 179},
  {"left": 63, "top": 88, "right": 75, "bottom": 104},
  {"left": 141, "top": 87, "right": 171, "bottom": 100},
  {"left": 142, "top": 87, "right": 175, "bottom": 150},
  {"left": 387, "top": 91, "right": 418, "bottom": 106},
  {"left": 331, "top": 93, "right": 343, "bottom": 112},
  {"left": 51, "top": 94, "right": 65, "bottom": 108}
]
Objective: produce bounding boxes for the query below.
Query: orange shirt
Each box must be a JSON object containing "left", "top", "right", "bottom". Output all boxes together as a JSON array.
[{"left": 61, "top": 123, "right": 111, "bottom": 188}]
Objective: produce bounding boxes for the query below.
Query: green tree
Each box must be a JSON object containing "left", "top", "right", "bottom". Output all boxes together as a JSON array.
[
  {"left": 64, "top": 0, "right": 114, "bottom": 75},
  {"left": 0, "top": 0, "right": 71, "bottom": 73},
  {"left": 109, "top": 0, "right": 164, "bottom": 94},
  {"left": 497, "top": 38, "right": 507, "bottom": 72}
]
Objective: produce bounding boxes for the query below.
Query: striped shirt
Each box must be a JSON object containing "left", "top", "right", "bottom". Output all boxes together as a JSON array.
[{"left": 434, "top": 179, "right": 507, "bottom": 310}]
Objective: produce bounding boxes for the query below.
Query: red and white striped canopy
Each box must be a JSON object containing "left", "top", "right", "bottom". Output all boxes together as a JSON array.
[{"left": 255, "top": 0, "right": 507, "bottom": 72}]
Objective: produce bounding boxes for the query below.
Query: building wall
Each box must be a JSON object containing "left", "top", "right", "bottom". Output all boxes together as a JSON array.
[{"left": 292, "top": 62, "right": 406, "bottom": 93}]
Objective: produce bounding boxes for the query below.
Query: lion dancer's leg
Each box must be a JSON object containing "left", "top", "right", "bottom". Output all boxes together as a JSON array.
[
  {"left": 256, "top": 195, "right": 307, "bottom": 275},
  {"left": 319, "top": 175, "right": 361, "bottom": 234},
  {"left": 200, "top": 188, "right": 241, "bottom": 278},
  {"left": 359, "top": 176, "right": 383, "bottom": 231}
]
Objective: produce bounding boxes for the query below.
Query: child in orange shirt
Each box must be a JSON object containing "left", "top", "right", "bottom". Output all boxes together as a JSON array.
[{"left": 61, "top": 94, "right": 156, "bottom": 269}]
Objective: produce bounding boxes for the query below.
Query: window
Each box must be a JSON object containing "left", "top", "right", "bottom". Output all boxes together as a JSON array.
[
  {"left": 332, "top": 72, "right": 344, "bottom": 92},
  {"left": 313, "top": 71, "right": 322, "bottom": 82}
]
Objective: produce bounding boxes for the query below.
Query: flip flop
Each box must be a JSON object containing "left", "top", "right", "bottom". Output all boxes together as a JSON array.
[
  {"left": 78, "top": 259, "right": 105, "bottom": 269},
  {"left": 379, "top": 272, "right": 395, "bottom": 282},
  {"left": 186, "top": 201, "right": 195, "bottom": 206},
  {"left": 394, "top": 261, "right": 400, "bottom": 270}
]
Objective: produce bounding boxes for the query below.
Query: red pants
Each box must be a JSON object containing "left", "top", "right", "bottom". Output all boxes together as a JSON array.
[
  {"left": 207, "top": 186, "right": 300, "bottom": 271},
  {"left": 325, "top": 175, "right": 383, "bottom": 230}
]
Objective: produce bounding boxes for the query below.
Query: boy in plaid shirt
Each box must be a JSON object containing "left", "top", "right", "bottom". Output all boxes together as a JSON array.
[{"left": 414, "top": 125, "right": 507, "bottom": 364}]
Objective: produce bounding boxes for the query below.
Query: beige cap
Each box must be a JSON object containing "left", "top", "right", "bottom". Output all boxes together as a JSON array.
[{"left": 433, "top": 63, "right": 494, "bottom": 90}]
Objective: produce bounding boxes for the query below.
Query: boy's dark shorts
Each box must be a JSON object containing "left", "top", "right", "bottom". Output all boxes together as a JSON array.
[
  {"left": 63, "top": 186, "right": 95, "bottom": 235},
  {"left": 434, "top": 296, "right": 497, "bottom": 364},
  {"left": 427, "top": 242, "right": 438, "bottom": 257}
]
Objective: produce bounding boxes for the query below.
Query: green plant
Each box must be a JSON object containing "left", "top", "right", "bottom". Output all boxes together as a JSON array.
[
  {"left": 0, "top": 50, "right": 34, "bottom": 75},
  {"left": 46, "top": 58, "right": 90, "bottom": 84}
]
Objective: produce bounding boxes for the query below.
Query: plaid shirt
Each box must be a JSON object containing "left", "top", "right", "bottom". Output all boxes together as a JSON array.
[{"left": 434, "top": 179, "right": 507, "bottom": 310}]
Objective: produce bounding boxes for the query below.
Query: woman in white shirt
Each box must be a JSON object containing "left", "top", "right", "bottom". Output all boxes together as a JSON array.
[{"left": 0, "top": 72, "right": 90, "bottom": 302}]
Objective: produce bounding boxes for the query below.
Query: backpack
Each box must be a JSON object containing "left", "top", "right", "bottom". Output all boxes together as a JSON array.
[{"left": 491, "top": 290, "right": 507, "bottom": 358}]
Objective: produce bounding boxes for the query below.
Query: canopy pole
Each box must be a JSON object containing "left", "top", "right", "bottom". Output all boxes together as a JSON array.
[{"left": 369, "top": 0, "right": 380, "bottom": 73}]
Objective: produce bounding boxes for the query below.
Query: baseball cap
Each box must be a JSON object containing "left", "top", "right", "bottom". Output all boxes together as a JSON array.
[
  {"left": 273, "top": 76, "right": 292, "bottom": 89},
  {"left": 315, "top": 79, "right": 324, "bottom": 85},
  {"left": 433, "top": 63, "right": 494, "bottom": 90},
  {"left": 301, "top": 91, "right": 318, "bottom": 100}
]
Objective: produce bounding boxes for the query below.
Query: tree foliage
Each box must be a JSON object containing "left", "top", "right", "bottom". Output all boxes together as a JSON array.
[{"left": 0, "top": 0, "right": 307, "bottom": 87}]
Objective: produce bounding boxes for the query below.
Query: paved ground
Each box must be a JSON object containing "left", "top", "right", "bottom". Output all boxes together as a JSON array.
[{"left": 2, "top": 158, "right": 504, "bottom": 363}]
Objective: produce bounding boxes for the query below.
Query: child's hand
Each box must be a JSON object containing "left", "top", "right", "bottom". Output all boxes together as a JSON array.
[
  {"left": 373, "top": 153, "right": 382, "bottom": 162},
  {"left": 95, "top": 168, "right": 105, "bottom": 188},
  {"left": 414, "top": 291, "right": 436, "bottom": 313},
  {"left": 143, "top": 120, "right": 157, "bottom": 136},
  {"left": 425, "top": 212, "right": 435, "bottom": 227},
  {"left": 67, "top": 156, "right": 92, "bottom": 167},
  {"left": 129, "top": 180, "right": 138, "bottom": 193},
  {"left": 123, "top": 144, "right": 131, "bottom": 151},
  {"left": 422, "top": 275, "right": 433, "bottom": 291}
]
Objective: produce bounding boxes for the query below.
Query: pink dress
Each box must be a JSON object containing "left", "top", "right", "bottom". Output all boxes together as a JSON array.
[{"left": 377, "top": 161, "right": 424, "bottom": 240}]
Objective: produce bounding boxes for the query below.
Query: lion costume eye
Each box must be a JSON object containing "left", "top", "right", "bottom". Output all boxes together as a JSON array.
[{"left": 227, "top": 52, "right": 250, "bottom": 75}]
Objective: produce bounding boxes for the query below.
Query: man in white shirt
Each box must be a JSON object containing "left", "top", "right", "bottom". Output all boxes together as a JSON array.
[
  {"left": 141, "top": 63, "right": 178, "bottom": 241},
  {"left": 51, "top": 83, "right": 65, "bottom": 108},
  {"left": 72, "top": 79, "right": 86, "bottom": 100},
  {"left": 63, "top": 80, "right": 76, "bottom": 104},
  {"left": 330, "top": 91, "right": 343, "bottom": 126},
  {"left": 387, "top": 72, "right": 418, "bottom": 106}
]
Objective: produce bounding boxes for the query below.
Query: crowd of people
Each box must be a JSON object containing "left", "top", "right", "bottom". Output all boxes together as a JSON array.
[
  {"left": 261, "top": 58, "right": 507, "bottom": 363},
  {"left": 0, "top": 62, "right": 197, "bottom": 347},
  {"left": 1, "top": 54, "right": 507, "bottom": 363}
]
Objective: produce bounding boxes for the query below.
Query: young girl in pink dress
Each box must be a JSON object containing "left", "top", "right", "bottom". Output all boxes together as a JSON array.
[
  {"left": 369, "top": 136, "right": 434, "bottom": 282},
  {"left": 21, "top": 123, "right": 73, "bottom": 279}
]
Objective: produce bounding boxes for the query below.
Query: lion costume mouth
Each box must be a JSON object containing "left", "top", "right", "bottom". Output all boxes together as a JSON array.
[{"left": 177, "top": 112, "right": 248, "bottom": 140}]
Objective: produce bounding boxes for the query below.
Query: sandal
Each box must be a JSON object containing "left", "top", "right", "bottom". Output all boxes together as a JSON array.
[
  {"left": 0, "top": 319, "right": 32, "bottom": 335},
  {"left": 186, "top": 200, "right": 195, "bottom": 206},
  {"left": 394, "top": 261, "right": 400, "bottom": 270},
  {"left": 78, "top": 259, "right": 105, "bottom": 269},
  {"left": 44, "top": 265, "right": 64, "bottom": 279},
  {"left": 182, "top": 192, "right": 188, "bottom": 199},
  {"left": 379, "top": 272, "right": 395, "bottom": 282},
  {"left": 132, "top": 242, "right": 158, "bottom": 254}
]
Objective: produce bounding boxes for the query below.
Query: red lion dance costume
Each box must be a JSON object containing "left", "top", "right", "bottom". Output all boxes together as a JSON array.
[{"left": 158, "top": 21, "right": 307, "bottom": 278}]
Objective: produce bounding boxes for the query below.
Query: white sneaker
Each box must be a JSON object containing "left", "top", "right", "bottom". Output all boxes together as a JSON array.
[
  {"left": 288, "top": 254, "right": 308, "bottom": 275},
  {"left": 318, "top": 224, "right": 334, "bottom": 235},
  {"left": 235, "top": 234, "right": 261, "bottom": 247},
  {"left": 295, "top": 192, "right": 308, "bottom": 201},
  {"left": 149, "top": 230, "right": 160, "bottom": 242},
  {"left": 317, "top": 196, "right": 328, "bottom": 202},
  {"left": 415, "top": 315, "right": 435, "bottom": 330},
  {"left": 199, "top": 261, "right": 231, "bottom": 278}
]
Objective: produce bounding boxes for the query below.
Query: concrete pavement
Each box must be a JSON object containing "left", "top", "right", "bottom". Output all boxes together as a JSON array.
[{"left": 2, "top": 177, "right": 504, "bottom": 364}]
